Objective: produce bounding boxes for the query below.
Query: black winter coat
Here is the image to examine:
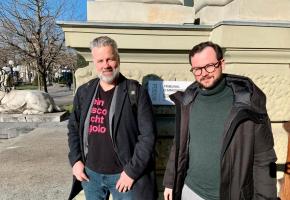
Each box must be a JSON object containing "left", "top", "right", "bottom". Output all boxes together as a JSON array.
[
  {"left": 163, "top": 74, "right": 277, "bottom": 200},
  {"left": 67, "top": 74, "right": 157, "bottom": 200}
]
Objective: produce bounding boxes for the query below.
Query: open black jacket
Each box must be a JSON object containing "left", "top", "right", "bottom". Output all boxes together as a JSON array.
[
  {"left": 67, "top": 74, "right": 157, "bottom": 200},
  {"left": 163, "top": 74, "right": 277, "bottom": 200}
]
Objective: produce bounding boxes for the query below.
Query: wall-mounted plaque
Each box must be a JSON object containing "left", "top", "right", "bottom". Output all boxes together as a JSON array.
[{"left": 148, "top": 81, "right": 192, "bottom": 105}]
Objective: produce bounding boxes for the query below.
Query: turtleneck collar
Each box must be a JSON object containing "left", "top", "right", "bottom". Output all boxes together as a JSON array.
[{"left": 198, "top": 77, "right": 226, "bottom": 96}]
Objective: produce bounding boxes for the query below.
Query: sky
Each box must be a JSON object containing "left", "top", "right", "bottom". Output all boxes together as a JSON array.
[
  {"left": 48, "top": 0, "right": 87, "bottom": 21},
  {"left": 0, "top": 0, "right": 87, "bottom": 21}
]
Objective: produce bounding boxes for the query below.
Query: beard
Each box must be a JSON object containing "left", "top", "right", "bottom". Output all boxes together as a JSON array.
[
  {"left": 97, "top": 67, "right": 120, "bottom": 84},
  {"left": 198, "top": 73, "right": 223, "bottom": 90}
]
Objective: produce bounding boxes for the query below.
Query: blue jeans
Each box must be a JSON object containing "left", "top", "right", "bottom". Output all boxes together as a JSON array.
[{"left": 81, "top": 167, "right": 133, "bottom": 200}]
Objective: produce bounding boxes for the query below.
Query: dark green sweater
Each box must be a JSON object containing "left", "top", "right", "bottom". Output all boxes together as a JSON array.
[{"left": 185, "top": 78, "right": 233, "bottom": 200}]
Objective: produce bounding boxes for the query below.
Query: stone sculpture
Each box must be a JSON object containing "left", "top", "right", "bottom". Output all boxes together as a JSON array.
[
  {"left": 0, "top": 69, "right": 5, "bottom": 91},
  {"left": 0, "top": 90, "right": 63, "bottom": 114},
  {"left": 0, "top": 68, "right": 13, "bottom": 92}
]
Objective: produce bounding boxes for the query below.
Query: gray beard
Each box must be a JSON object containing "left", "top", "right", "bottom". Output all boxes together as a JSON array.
[{"left": 98, "top": 67, "right": 120, "bottom": 84}]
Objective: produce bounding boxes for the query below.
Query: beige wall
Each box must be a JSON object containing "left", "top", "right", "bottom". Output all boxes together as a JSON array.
[
  {"left": 87, "top": 1, "right": 194, "bottom": 24},
  {"left": 196, "top": 0, "right": 290, "bottom": 25},
  {"left": 61, "top": 22, "right": 290, "bottom": 121}
]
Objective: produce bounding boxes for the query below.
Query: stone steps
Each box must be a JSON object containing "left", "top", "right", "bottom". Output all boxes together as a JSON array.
[{"left": 0, "top": 112, "right": 69, "bottom": 139}]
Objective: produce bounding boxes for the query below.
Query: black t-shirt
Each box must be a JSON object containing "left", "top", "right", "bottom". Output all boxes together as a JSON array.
[{"left": 86, "top": 86, "right": 123, "bottom": 174}]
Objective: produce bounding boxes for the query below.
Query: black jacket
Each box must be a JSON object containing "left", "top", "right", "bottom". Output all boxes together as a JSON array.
[
  {"left": 67, "top": 74, "right": 157, "bottom": 200},
  {"left": 163, "top": 74, "right": 277, "bottom": 200}
]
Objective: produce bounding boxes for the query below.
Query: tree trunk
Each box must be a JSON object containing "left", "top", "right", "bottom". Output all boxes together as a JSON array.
[
  {"left": 72, "top": 69, "right": 76, "bottom": 94},
  {"left": 42, "top": 72, "right": 48, "bottom": 93},
  {"left": 37, "top": 71, "right": 41, "bottom": 91}
]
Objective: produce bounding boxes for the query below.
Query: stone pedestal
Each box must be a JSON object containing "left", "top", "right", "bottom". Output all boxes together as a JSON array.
[
  {"left": 0, "top": 112, "right": 69, "bottom": 139},
  {"left": 87, "top": 1, "right": 194, "bottom": 24},
  {"left": 0, "top": 128, "right": 19, "bottom": 139},
  {"left": 196, "top": 0, "right": 290, "bottom": 25},
  {"left": 0, "top": 112, "right": 69, "bottom": 123}
]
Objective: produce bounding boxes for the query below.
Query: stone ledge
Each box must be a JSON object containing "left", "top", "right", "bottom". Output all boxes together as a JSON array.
[
  {"left": 0, "top": 128, "right": 19, "bottom": 139},
  {"left": 0, "top": 121, "right": 68, "bottom": 140},
  {"left": 0, "top": 111, "right": 69, "bottom": 123}
]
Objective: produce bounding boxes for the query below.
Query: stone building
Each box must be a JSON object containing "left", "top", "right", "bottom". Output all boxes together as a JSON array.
[{"left": 59, "top": 0, "right": 290, "bottom": 198}]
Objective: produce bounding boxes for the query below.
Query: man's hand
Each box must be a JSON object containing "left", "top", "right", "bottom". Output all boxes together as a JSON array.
[
  {"left": 72, "top": 161, "right": 89, "bottom": 182},
  {"left": 164, "top": 187, "right": 172, "bottom": 200},
  {"left": 116, "top": 171, "right": 134, "bottom": 193}
]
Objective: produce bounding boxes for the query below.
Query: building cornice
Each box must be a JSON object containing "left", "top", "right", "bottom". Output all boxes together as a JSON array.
[{"left": 57, "top": 21, "right": 212, "bottom": 31}]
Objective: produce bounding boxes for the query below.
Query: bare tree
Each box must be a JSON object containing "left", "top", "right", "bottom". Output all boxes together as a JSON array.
[
  {"left": 0, "top": 0, "right": 68, "bottom": 92},
  {"left": 0, "top": 47, "right": 13, "bottom": 67},
  {"left": 54, "top": 48, "right": 89, "bottom": 90}
]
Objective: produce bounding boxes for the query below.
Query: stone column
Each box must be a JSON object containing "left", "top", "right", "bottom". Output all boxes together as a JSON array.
[
  {"left": 87, "top": 0, "right": 195, "bottom": 24},
  {"left": 195, "top": 0, "right": 290, "bottom": 25}
]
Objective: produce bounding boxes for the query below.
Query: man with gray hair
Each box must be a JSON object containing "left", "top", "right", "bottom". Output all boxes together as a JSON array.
[{"left": 67, "top": 36, "right": 157, "bottom": 200}]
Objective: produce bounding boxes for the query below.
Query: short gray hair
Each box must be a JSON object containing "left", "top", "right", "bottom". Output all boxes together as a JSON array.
[{"left": 90, "top": 36, "right": 119, "bottom": 57}]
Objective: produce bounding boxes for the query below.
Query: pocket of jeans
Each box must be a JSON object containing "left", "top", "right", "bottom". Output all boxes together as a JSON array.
[{"left": 81, "top": 179, "right": 88, "bottom": 188}]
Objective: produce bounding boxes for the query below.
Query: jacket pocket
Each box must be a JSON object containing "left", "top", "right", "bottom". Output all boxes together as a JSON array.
[{"left": 241, "top": 181, "right": 253, "bottom": 200}]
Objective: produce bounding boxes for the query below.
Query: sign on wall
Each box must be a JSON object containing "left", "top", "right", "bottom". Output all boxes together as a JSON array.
[{"left": 148, "top": 81, "right": 192, "bottom": 105}]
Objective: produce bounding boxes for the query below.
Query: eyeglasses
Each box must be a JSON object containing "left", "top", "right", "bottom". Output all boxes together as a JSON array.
[{"left": 190, "top": 60, "right": 222, "bottom": 76}]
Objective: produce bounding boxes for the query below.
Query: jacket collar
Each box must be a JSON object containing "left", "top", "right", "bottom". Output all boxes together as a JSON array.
[
  {"left": 81, "top": 78, "right": 100, "bottom": 120},
  {"left": 112, "top": 74, "right": 128, "bottom": 135},
  {"left": 225, "top": 74, "right": 267, "bottom": 114}
]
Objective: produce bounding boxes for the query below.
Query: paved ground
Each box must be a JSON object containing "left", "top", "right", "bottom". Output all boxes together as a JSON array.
[
  {"left": 47, "top": 84, "right": 74, "bottom": 106},
  {"left": 0, "top": 84, "right": 78, "bottom": 200},
  {"left": 0, "top": 127, "right": 72, "bottom": 200}
]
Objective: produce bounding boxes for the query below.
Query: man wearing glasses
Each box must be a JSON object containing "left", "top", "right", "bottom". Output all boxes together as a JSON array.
[{"left": 163, "top": 41, "right": 277, "bottom": 200}]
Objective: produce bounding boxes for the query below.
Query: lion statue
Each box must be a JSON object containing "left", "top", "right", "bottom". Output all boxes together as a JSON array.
[{"left": 0, "top": 90, "right": 63, "bottom": 114}]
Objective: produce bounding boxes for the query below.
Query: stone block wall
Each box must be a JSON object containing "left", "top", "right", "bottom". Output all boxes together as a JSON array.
[
  {"left": 196, "top": 0, "right": 290, "bottom": 25},
  {"left": 87, "top": 1, "right": 194, "bottom": 24}
]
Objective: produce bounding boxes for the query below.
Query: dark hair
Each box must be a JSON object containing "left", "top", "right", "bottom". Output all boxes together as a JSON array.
[{"left": 188, "top": 41, "right": 223, "bottom": 65}]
